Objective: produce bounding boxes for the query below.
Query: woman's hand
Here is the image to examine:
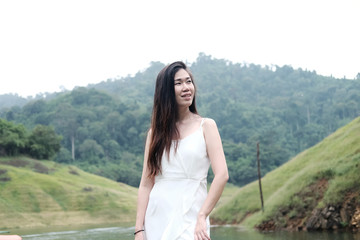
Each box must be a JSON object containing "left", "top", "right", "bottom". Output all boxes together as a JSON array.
[{"left": 194, "top": 214, "right": 210, "bottom": 240}]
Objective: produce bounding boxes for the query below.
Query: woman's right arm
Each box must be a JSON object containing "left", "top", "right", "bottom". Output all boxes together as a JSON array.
[{"left": 134, "top": 130, "right": 154, "bottom": 240}]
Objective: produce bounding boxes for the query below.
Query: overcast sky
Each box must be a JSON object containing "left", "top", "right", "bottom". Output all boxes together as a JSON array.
[{"left": 0, "top": 0, "right": 359, "bottom": 97}]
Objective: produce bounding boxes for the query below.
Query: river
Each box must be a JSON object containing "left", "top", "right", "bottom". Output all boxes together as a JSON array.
[{"left": 15, "top": 225, "right": 360, "bottom": 240}]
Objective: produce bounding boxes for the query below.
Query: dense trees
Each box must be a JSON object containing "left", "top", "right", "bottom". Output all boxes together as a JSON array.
[
  {"left": 27, "top": 125, "right": 62, "bottom": 159},
  {"left": 0, "top": 119, "right": 61, "bottom": 159},
  {"left": 1, "top": 54, "right": 359, "bottom": 187},
  {"left": 0, "top": 119, "right": 27, "bottom": 156}
]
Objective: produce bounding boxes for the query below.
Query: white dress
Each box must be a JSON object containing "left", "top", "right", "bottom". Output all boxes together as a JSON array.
[{"left": 144, "top": 118, "right": 211, "bottom": 240}]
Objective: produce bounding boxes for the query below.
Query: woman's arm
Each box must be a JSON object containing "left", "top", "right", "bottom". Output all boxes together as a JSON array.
[
  {"left": 134, "top": 130, "right": 155, "bottom": 239},
  {"left": 195, "top": 118, "right": 229, "bottom": 240}
]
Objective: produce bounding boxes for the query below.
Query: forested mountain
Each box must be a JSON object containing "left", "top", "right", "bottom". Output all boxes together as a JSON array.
[
  {"left": 1, "top": 53, "right": 359, "bottom": 187},
  {"left": 0, "top": 94, "right": 29, "bottom": 110},
  {"left": 0, "top": 92, "right": 64, "bottom": 109}
]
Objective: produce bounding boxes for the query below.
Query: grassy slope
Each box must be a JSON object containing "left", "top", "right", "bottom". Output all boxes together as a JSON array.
[
  {"left": 212, "top": 117, "right": 360, "bottom": 227},
  {"left": 0, "top": 157, "right": 137, "bottom": 229}
]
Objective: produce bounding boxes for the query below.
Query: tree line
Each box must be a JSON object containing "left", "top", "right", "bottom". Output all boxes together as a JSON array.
[
  {"left": 0, "top": 118, "right": 61, "bottom": 159},
  {"left": 1, "top": 53, "right": 359, "bottom": 186}
]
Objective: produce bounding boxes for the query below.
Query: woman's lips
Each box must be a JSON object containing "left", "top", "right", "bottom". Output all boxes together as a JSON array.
[{"left": 181, "top": 94, "right": 192, "bottom": 100}]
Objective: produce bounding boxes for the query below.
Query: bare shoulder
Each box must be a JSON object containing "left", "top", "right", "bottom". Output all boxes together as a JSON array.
[
  {"left": 202, "top": 118, "right": 222, "bottom": 149},
  {"left": 202, "top": 118, "right": 218, "bottom": 129},
  {"left": 202, "top": 118, "right": 220, "bottom": 137}
]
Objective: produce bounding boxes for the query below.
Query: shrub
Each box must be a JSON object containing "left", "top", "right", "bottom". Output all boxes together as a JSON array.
[{"left": 33, "top": 162, "right": 50, "bottom": 174}]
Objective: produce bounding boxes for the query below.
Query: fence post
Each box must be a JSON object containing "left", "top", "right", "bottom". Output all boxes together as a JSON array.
[{"left": 257, "top": 142, "right": 264, "bottom": 212}]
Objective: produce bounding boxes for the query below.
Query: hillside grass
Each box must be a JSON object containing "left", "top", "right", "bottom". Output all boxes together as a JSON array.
[
  {"left": 212, "top": 117, "right": 360, "bottom": 227},
  {"left": 0, "top": 157, "right": 138, "bottom": 230}
]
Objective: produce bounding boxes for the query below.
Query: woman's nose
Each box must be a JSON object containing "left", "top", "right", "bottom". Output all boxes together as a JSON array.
[{"left": 182, "top": 83, "right": 190, "bottom": 91}]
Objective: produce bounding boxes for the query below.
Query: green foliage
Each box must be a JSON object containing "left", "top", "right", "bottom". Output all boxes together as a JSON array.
[
  {"left": 78, "top": 139, "right": 105, "bottom": 164},
  {"left": 313, "top": 168, "right": 335, "bottom": 181},
  {"left": 55, "top": 147, "right": 72, "bottom": 163},
  {"left": 0, "top": 118, "right": 27, "bottom": 156},
  {"left": 0, "top": 118, "right": 62, "bottom": 159},
  {"left": 27, "top": 125, "right": 62, "bottom": 159}
]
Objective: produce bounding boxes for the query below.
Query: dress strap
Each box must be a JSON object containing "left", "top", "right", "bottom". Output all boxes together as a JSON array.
[{"left": 200, "top": 118, "right": 206, "bottom": 127}]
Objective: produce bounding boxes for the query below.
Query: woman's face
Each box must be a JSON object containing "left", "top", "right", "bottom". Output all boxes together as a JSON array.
[{"left": 174, "top": 68, "right": 195, "bottom": 108}]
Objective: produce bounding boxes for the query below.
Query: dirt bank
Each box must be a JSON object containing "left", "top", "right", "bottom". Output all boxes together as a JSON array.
[{"left": 256, "top": 179, "right": 360, "bottom": 232}]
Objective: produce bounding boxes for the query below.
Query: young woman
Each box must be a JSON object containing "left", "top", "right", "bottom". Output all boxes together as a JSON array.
[{"left": 134, "top": 61, "right": 228, "bottom": 240}]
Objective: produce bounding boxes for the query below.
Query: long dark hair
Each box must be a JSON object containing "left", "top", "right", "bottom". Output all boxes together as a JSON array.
[{"left": 148, "top": 61, "right": 198, "bottom": 177}]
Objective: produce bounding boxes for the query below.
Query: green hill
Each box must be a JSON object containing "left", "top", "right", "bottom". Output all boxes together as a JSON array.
[
  {"left": 0, "top": 157, "right": 137, "bottom": 230},
  {"left": 212, "top": 117, "right": 360, "bottom": 231}
]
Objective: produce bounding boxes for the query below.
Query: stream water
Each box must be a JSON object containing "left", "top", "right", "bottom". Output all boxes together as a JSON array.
[{"left": 13, "top": 225, "right": 360, "bottom": 240}]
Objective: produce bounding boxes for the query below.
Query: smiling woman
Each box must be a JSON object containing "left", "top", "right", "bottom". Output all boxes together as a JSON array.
[
  {"left": 134, "top": 61, "right": 229, "bottom": 240},
  {"left": 174, "top": 69, "right": 195, "bottom": 108}
]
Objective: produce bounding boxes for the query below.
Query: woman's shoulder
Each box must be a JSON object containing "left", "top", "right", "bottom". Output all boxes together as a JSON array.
[
  {"left": 201, "top": 117, "right": 218, "bottom": 129},
  {"left": 202, "top": 117, "right": 216, "bottom": 125},
  {"left": 201, "top": 118, "right": 221, "bottom": 144}
]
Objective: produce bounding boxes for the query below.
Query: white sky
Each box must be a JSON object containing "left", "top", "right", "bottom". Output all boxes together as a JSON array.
[{"left": 0, "top": 0, "right": 359, "bottom": 97}]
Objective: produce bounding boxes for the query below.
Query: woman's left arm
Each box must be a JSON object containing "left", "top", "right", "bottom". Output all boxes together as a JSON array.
[{"left": 194, "top": 118, "right": 229, "bottom": 240}]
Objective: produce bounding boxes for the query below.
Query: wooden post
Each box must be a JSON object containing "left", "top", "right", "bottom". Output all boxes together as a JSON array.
[{"left": 257, "top": 142, "right": 264, "bottom": 212}]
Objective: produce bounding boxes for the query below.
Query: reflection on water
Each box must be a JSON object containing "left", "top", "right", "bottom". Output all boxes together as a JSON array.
[
  {"left": 18, "top": 225, "right": 360, "bottom": 240},
  {"left": 211, "top": 225, "right": 360, "bottom": 240},
  {"left": 21, "top": 227, "right": 134, "bottom": 240}
]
